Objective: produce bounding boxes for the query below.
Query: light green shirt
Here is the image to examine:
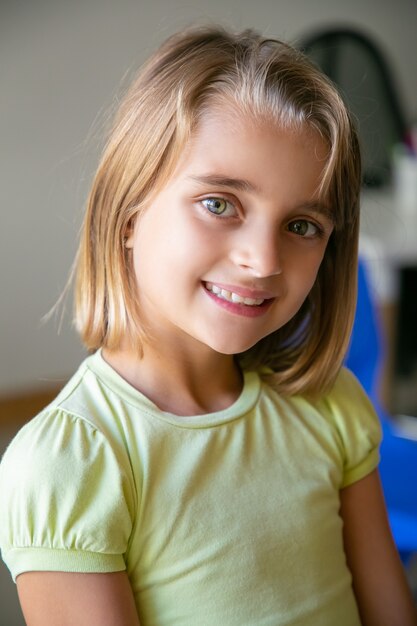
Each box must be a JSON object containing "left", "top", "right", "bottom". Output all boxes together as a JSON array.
[{"left": 0, "top": 351, "right": 381, "bottom": 625}]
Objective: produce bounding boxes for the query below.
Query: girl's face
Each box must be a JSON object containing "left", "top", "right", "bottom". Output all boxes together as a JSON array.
[{"left": 126, "top": 106, "right": 333, "bottom": 358}]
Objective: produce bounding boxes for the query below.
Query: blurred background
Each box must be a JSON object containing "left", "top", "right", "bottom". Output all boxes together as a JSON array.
[{"left": 1, "top": 1, "right": 417, "bottom": 623}]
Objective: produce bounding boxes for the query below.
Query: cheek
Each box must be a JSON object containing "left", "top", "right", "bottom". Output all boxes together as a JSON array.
[
  {"left": 166, "top": 219, "right": 222, "bottom": 269},
  {"left": 286, "top": 246, "right": 327, "bottom": 297},
  {"left": 132, "top": 226, "right": 200, "bottom": 289},
  {"left": 303, "top": 248, "right": 328, "bottom": 294}
]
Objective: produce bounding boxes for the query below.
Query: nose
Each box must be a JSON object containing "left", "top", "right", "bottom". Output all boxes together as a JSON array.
[{"left": 230, "top": 226, "right": 282, "bottom": 278}]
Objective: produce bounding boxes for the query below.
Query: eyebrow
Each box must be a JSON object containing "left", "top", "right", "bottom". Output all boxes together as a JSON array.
[
  {"left": 294, "top": 200, "right": 335, "bottom": 224},
  {"left": 187, "top": 174, "right": 260, "bottom": 194},
  {"left": 188, "top": 174, "right": 334, "bottom": 223}
]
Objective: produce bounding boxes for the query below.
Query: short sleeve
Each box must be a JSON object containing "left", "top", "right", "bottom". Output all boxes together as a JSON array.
[
  {"left": 320, "top": 367, "right": 382, "bottom": 489},
  {"left": 0, "top": 409, "right": 135, "bottom": 581}
]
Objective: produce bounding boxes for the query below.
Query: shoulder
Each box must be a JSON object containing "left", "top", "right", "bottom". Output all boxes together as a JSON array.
[
  {"left": 324, "top": 365, "right": 376, "bottom": 404},
  {"left": 0, "top": 403, "right": 136, "bottom": 534},
  {"left": 312, "top": 367, "right": 382, "bottom": 488},
  {"left": 0, "top": 404, "right": 129, "bottom": 488},
  {"left": 4, "top": 350, "right": 137, "bottom": 459},
  {"left": 262, "top": 365, "right": 379, "bottom": 429},
  {"left": 0, "top": 358, "right": 137, "bottom": 581},
  {"left": 261, "top": 367, "right": 382, "bottom": 488},
  {"left": 316, "top": 366, "right": 381, "bottom": 437},
  {"left": 0, "top": 352, "right": 137, "bottom": 511},
  {"left": 0, "top": 353, "right": 129, "bottom": 478}
]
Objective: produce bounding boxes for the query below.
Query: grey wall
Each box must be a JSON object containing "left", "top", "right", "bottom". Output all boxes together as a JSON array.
[{"left": 1, "top": 0, "right": 416, "bottom": 396}]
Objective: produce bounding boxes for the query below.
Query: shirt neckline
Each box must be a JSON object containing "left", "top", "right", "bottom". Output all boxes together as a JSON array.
[{"left": 85, "top": 349, "right": 261, "bottom": 428}]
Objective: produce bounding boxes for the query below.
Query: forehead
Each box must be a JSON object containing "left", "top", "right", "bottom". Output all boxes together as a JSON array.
[
  {"left": 172, "top": 104, "right": 329, "bottom": 203},
  {"left": 187, "top": 101, "right": 327, "bottom": 163}
]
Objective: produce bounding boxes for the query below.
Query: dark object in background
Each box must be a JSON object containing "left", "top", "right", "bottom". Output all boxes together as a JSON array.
[
  {"left": 396, "top": 267, "right": 417, "bottom": 380},
  {"left": 300, "top": 27, "right": 407, "bottom": 187}
]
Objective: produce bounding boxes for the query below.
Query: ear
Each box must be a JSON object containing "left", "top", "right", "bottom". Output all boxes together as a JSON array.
[{"left": 124, "top": 221, "right": 135, "bottom": 249}]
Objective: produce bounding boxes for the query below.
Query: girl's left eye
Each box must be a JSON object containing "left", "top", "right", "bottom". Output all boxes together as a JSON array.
[
  {"left": 287, "top": 219, "right": 321, "bottom": 238},
  {"left": 201, "top": 197, "right": 236, "bottom": 217}
]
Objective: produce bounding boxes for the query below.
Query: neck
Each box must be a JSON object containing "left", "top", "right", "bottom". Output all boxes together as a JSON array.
[{"left": 102, "top": 342, "right": 243, "bottom": 416}]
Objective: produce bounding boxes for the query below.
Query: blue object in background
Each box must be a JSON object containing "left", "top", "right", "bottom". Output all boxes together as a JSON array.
[{"left": 346, "top": 259, "right": 417, "bottom": 562}]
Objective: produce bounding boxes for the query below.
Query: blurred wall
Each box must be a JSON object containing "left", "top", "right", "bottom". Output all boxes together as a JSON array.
[{"left": 1, "top": 0, "right": 417, "bottom": 395}]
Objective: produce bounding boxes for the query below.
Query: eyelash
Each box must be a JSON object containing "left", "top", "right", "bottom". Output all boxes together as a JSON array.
[
  {"left": 199, "top": 196, "right": 237, "bottom": 219},
  {"left": 287, "top": 219, "right": 326, "bottom": 239}
]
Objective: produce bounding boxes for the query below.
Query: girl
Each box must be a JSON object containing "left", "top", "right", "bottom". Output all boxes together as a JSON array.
[{"left": 0, "top": 26, "right": 416, "bottom": 626}]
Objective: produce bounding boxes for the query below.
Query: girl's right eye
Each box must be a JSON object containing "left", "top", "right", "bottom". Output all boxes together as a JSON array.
[{"left": 200, "top": 197, "right": 236, "bottom": 217}]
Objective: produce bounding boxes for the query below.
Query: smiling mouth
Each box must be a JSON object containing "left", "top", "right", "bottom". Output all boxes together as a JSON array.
[{"left": 204, "top": 282, "right": 267, "bottom": 306}]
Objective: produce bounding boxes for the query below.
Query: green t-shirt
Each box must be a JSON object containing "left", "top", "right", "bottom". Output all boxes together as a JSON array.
[{"left": 0, "top": 351, "right": 381, "bottom": 625}]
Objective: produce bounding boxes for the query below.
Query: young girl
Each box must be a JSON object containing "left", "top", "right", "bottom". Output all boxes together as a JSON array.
[{"left": 0, "top": 26, "right": 416, "bottom": 626}]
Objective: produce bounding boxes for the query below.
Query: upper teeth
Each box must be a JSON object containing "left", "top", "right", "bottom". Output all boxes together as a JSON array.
[{"left": 206, "top": 283, "right": 264, "bottom": 306}]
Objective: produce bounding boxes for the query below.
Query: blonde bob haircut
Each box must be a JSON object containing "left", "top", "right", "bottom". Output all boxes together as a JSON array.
[{"left": 75, "top": 25, "right": 361, "bottom": 397}]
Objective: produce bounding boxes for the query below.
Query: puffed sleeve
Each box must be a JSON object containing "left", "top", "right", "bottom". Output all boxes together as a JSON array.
[
  {"left": 0, "top": 408, "right": 135, "bottom": 581},
  {"left": 319, "top": 367, "right": 382, "bottom": 489}
]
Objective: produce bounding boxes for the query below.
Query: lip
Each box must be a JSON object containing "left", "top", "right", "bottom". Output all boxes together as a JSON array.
[{"left": 202, "top": 282, "right": 275, "bottom": 318}]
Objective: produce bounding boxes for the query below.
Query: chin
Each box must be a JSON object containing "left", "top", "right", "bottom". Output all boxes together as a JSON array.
[{"left": 207, "top": 336, "right": 262, "bottom": 357}]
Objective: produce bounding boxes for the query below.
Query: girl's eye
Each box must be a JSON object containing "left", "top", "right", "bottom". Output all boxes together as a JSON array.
[
  {"left": 288, "top": 219, "right": 321, "bottom": 238},
  {"left": 201, "top": 197, "right": 236, "bottom": 217}
]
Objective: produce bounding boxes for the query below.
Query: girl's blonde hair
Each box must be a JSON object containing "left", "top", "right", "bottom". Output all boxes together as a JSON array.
[{"left": 75, "top": 25, "right": 361, "bottom": 397}]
